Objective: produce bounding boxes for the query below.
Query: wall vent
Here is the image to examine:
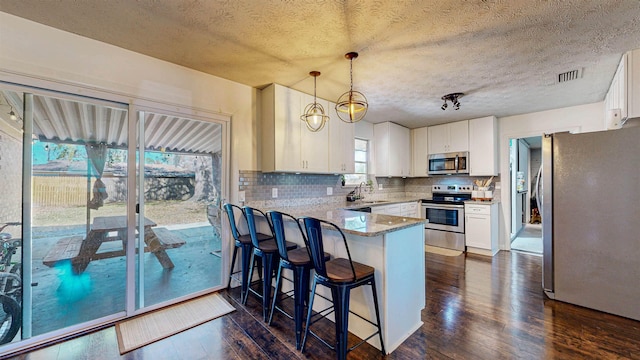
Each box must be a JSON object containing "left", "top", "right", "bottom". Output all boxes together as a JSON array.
[{"left": 557, "top": 68, "right": 583, "bottom": 83}]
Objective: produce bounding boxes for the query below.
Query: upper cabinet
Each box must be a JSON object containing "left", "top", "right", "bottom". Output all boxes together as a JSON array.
[
  {"left": 605, "top": 48, "right": 640, "bottom": 129},
  {"left": 299, "top": 93, "right": 329, "bottom": 172},
  {"left": 374, "top": 122, "right": 411, "bottom": 177},
  {"left": 428, "top": 120, "right": 469, "bottom": 154},
  {"left": 411, "top": 127, "right": 429, "bottom": 177},
  {"left": 468, "top": 116, "right": 498, "bottom": 176},
  {"left": 328, "top": 101, "right": 355, "bottom": 173},
  {"left": 262, "top": 84, "right": 332, "bottom": 173}
]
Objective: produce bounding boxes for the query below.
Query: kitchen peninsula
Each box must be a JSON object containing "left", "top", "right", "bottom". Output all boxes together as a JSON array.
[{"left": 251, "top": 206, "right": 425, "bottom": 354}]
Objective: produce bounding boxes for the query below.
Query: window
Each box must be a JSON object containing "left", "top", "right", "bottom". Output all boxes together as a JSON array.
[{"left": 344, "top": 138, "right": 368, "bottom": 185}]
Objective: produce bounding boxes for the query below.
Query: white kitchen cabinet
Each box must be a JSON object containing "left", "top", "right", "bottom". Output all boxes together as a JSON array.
[
  {"left": 370, "top": 201, "right": 419, "bottom": 217},
  {"left": 465, "top": 203, "right": 499, "bottom": 256},
  {"left": 261, "top": 84, "right": 329, "bottom": 173},
  {"left": 374, "top": 122, "right": 411, "bottom": 177},
  {"left": 428, "top": 120, "right": 469, "bottom": 154},
  {"left": 411, "top": 127, "right": 429, "bottom": 177},
  {"left": 261, "top": 84, "right": 302, "bottom": 172},
  {"left": 371, "top": 203, "right": 402, "bottom": 216},
  {"left": 604, "top": 48, "right": 640, "bottom": 129},
  {"left": 400, "top": 202, "right": 420, "bottom": 217},
  {"left": 300, "top": 93, "right": 329, "bottom": 172},
  {"left": 468, "top": 116, "right": 498, "bottom": 176},
  {"left": 328, "top": 101, "right": 355, "bottom": 173}
]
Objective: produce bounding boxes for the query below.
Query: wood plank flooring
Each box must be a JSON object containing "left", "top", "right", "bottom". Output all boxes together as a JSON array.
[{"left": 7, "top": 251, "right": 640, "bottom": 359}]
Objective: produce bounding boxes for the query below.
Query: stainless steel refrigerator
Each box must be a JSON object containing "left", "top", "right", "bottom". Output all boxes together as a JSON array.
[{"left": 542, "top": 126, "right": 640, "bottom": 321}]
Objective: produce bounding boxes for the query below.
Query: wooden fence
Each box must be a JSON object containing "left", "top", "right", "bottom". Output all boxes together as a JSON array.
[
  {"left": 32, "top": 175, "right": 193, "bottom": 207},
  {"left": 33, "top": 176, "right": 103, "bottom": 207}
]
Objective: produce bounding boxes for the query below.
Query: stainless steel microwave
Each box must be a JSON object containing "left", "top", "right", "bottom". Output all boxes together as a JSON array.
[{"left": 428, "top": 152, "right": 469, "bottom": 175}]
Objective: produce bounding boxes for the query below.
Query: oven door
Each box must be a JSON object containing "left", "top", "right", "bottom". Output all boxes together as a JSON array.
[{"left": 421, "top": 203, "right": 465, "bottom": 233}]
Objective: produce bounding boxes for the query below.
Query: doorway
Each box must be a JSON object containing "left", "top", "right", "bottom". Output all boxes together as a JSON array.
[
  {"left": 0, "top": 83, "right": 228, "bottom": 351},
  {"left": 509, "top": 136, "right": 542, "bottom": 254}
]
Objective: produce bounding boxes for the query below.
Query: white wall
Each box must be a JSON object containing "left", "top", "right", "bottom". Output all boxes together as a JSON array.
[
  {"left": 0, "top": 12, "right": 259, "bottom": 203},
  {"left": 497, "top": 101, "right": 605, "bottom": 249}
]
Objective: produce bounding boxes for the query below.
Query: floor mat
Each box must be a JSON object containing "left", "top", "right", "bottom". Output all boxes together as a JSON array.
[{"left": 115, "top": 293, "right": 235, "bottom": 354}]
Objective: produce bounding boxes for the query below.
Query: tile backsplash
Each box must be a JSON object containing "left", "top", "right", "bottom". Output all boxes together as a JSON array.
[{"left": 238, "top": 171, "right": 500, "bottom": 207}]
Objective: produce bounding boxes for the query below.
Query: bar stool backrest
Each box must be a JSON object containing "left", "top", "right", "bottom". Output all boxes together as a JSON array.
[
  {"left": 301, "top": 217, "right": 357, "bottom": 282},
  {"left": 243, "top": 206, "right": 273, "bottom": 247},
  {"left": 267, "top": 211, "right": 309, "bottom": 261},
  {"left": 223, "top": 203, "right": 244, "bottom": 241}
]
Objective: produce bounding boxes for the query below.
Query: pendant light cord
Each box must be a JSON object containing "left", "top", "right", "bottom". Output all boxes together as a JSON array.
[{"left": 349, "top": 58, "right": 354, "bottom": 93}]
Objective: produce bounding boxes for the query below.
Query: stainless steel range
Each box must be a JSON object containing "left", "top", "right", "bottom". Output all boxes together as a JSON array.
[{"left": 421, "top": 184, "right": 472, "bottom": 251}]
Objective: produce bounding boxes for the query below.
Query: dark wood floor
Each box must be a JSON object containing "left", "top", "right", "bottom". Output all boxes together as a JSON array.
[{"left": 7, "top": 251, "right": 640, "bottom": 359}]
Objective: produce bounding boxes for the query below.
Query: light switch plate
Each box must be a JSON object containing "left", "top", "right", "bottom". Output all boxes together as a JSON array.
[
  {"left": 327, "top": 187, "right": 333, "bottom": 195},
  {"left": 378, "top": 183, "right": 383, "bottom": 190},
  {"left": 272, "top": 188, "right": 278, "bottom": 198},
  {"left": 238, "top": 190, "right": 245, "bottom": 202}
]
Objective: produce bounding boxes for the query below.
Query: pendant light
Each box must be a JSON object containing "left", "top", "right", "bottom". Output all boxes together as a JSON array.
[
  {"left": 301, "top": 71, "right": 329, "bottom": 132},
  {"left": 335, "top": 52, "right": 368, "bottom": 123}
]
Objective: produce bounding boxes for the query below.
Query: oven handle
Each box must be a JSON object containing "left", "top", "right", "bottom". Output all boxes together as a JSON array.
[{"left": 421, "top": 203, "right": 465, "bottom": 209}]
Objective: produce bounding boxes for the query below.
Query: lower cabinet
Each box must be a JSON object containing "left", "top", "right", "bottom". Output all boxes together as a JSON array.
[
  {"left": 371, "top": 201, "right": 420, "bottom": 217},
  {"left": 400, "top": 202, "right": 419, "bottom": 217},
  {"left": 372, "top": 204, "right": 401, "bottom": 216},
  {"left": 465, "top": 203, "right": 499, "bottom": 256}
]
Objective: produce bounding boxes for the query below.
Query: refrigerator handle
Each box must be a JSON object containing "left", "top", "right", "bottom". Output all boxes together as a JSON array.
[
  {"left": 535, "top": 164, "right": 542, "bottom": 211},
  {"left": 542, "top": 134, "right": 554, "bottom": 298}
]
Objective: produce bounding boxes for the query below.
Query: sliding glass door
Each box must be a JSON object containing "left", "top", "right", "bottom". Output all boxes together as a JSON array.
[
  {"left": 0, "top": 86, "right": 130, "bottom": 345},
  {"left": 136, "top": 110, "right": 225, "bottom": 309},
  {"left": 0, "top": 82, "right": 228, "bottom": 353}
]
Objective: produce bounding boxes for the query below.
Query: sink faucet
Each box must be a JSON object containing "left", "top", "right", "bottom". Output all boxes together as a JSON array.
[{"left": 358, "top": 182, "right": 366, "bottom": 200}]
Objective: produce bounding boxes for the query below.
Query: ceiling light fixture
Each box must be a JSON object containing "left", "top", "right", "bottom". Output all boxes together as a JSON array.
[
  {"left": 336, "top": 52, "right": 368, "bottom": 123},
  {"left": 441, "top": 93, "right": 464, "bottom": 111},
  {"left": 3, "top": 104, "right": 20, "bottom": 122},
  {"left": 301, "top": 71, "right": 329, "bottom": 132}
]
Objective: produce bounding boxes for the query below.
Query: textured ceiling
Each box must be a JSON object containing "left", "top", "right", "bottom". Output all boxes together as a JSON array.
[{"left": 1, "top": 1, "right": 640, "bottom": 128}]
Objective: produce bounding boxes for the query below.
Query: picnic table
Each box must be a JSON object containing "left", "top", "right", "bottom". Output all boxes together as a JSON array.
[{"left": 43, "top": 215, "right": 186, "bottom": 273}]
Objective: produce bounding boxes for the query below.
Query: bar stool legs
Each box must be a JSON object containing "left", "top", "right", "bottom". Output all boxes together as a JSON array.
[
  {"left": 302, "top": 277, "right": 385, "bottom": 360},
  {"left": 245, "top": 250, "right": 278, "bottom": 322},
  {"left": 268, "top": 261, "right": 310, "bottom": 350}
]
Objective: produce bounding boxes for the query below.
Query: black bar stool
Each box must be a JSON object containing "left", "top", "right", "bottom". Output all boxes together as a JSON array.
[
  {"left": 243, "top": 206, "right": 297, "bottom": 322},
  {"left": 300, "top": 216, "right": 385, "bottom": 360},
  {"left": 266, "top": 210, "right": 330, "bottom": 350},
  {"left": 222, "top": 203, "right": 270, "bottom": 302}
]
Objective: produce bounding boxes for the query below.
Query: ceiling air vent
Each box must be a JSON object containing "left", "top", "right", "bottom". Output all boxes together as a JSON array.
[{"left": 557, "top": 68, "right": 583, "bottom": 83}]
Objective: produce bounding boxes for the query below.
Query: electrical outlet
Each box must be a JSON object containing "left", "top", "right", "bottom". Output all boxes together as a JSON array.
[
  {"left": 327, "top": 187, "right": 333, "bottom": 195},
  {"left": 272, "top": 188, "right": 278, "bottom": 198},
  {"left": 238, "top": 190, "right": 245, "bottom": 202}
]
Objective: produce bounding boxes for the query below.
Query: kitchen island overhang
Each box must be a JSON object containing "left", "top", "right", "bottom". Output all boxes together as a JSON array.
[{"left": 251, "top": 207, "right": 426, "bottom": 354}]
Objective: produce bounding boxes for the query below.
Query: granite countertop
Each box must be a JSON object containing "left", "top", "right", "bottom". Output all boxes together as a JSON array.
[{"left": 251, "top": 204, "right": 425, "bottom": 237}]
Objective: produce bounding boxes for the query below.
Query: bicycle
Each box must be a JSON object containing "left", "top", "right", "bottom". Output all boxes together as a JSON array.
[{"left": 0, "top": 222, "right": 22, "bottom": 345}]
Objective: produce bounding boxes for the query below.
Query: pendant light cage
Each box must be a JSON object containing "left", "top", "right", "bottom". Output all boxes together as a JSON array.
[
  {"left": 336, "top": 52, "right": 368, "bottom": 123},
  {"left": 301, "top": 71, "right": 329, "bottom": 132}
]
